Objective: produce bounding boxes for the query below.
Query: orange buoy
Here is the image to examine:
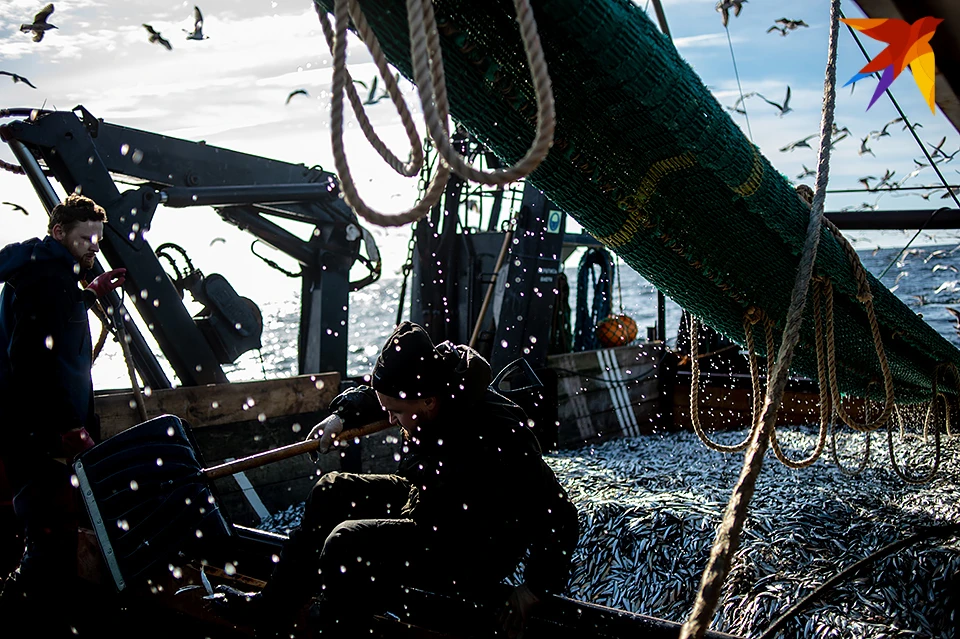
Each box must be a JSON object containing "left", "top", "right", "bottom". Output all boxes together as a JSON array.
[{"left": 596, "top": 314, "right": 638, "bottom": 347}]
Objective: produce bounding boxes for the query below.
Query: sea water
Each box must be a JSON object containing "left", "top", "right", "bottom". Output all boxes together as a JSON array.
[{"left": 90, "top": 244, "right": 960, "bottom": 390}]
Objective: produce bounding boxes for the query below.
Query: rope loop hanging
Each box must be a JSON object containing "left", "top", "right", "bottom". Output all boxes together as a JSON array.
[
  {"left": 409, "top": 0, "right": 555, "bottom": 186},
  {"left": 318, "top": 0, "right": 555, "bottom": 227},
  {"left": 689, "top": 314, "right": 759, "bottom": 453},
  {"left": 820, "top": 274, "right": 894, "bottom": 432},
  {"left": 828, "top": 391, "right": 872, "bottom": 477},
  {"left": 767, "top": 278, "right": 832, "bottom": 469},
  {"left": 316, "top": 2, "right": 423, "bottom": 178},
  {"left": 885, "top": 367, "right": 946, "bottom": 484},
  {"left": 769, "top": 303, "right": 829, "bottom": 469},
  {"left": 939, "top": 362, "right": 960, "bottom": 437},
  {"left": 324, "top": 0, "right": 450, "bottom": 227}
]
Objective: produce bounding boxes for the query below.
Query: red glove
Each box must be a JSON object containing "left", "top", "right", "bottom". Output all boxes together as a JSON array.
[
  {"left": 86, "top": 268, "right": 126, "bottom": 298},
  {"left": 60, "top": 427, "right": 96, "bottom": 460}
]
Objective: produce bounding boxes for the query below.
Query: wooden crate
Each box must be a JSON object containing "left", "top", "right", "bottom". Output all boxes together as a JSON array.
[{"left": 548, "top": 343, "right": 665, "bottom": 447}]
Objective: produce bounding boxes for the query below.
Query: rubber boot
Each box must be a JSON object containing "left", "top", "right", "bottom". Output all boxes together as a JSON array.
[{"left": 212, "top": 528, "right": 320, "bottom": 636}]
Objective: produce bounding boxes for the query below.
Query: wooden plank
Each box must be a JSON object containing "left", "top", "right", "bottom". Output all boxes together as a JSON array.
[
  {"left": 672, "top": 383, "right": 865, "bottom": 431},
  {"left": 96, "top": 372, "right": 340, "bottom": 438}
]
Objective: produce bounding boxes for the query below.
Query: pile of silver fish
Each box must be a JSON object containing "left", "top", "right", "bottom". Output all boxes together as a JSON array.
[
  {"left": 551, "top": 418, "right": 960, "bottom": 638},
  {"left": 262, "top": 413, "right": 960, "bottom": 638}
]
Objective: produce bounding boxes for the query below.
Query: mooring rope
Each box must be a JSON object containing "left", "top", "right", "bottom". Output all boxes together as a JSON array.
[{"left": 680, "top": 1, "right": 842, "bottom": 636}]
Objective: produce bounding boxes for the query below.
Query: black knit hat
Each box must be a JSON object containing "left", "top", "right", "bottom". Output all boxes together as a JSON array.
[{"left": 371, "top": 322, "right": 446, "bottom": 399}]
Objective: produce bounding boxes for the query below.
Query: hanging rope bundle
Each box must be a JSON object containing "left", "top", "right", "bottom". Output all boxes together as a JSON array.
[
  {"left": 573, "top": 247, "right": 613, "bottom": 352},
  {"left": 316, "top": 0, "right": 555, "bottom": 227}
]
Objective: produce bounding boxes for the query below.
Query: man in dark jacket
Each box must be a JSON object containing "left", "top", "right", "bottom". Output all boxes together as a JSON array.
[
  {"left": 218, "top": 321, "right": 579, "bottom": 637},
  {"left": 0, "top": 194, "right": 125, "bottom": 618}
]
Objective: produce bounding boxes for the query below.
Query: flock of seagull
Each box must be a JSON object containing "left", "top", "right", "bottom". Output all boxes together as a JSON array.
[
  {"left": 18, "top": 3, "right": 207, "bottom": 50},
  {"left": 8, "top": 3, "right": 396, "bottom": 109},
  {"left": 713, "top": 0, "right": 960, "bottom": 211},
  {"left": 7, "top": 3, "right": 208, "bottom": 90}
]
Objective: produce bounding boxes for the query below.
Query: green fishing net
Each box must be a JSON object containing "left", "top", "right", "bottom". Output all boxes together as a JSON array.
[{"left": 318, "top": 0, "right": 960, "bottom": 402}]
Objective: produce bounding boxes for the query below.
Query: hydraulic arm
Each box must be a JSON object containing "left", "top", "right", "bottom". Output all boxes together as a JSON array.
[{"left": 1, "top": 106, "right": 379, "bottom": 387}]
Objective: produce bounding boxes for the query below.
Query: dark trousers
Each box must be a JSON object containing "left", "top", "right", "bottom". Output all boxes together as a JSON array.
[
  {"left": 3, "top": 455, "right": 83, "bottom": 589},
  {"left": 0, "top": 454, "right": 88, "bottom": 634},
  {"left": 265, "top": 472, "right": 501, "bottom": 634}
]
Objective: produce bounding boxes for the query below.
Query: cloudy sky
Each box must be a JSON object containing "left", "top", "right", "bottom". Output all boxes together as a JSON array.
[{"left": 1, "top": 0, "right": 958, "bottom": 302}]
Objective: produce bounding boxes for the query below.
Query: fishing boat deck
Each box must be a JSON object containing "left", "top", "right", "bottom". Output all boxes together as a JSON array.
[{"left": 254, "top": 423, "right": 960, "bottom": 638}]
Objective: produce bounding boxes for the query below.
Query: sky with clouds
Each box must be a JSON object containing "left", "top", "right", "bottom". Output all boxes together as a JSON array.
[{"left": 1, "top": 0, "right": 958, "bottom": 298}]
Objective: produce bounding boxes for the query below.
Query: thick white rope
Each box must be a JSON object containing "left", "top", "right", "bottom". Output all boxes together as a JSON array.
[
  {"left": 316, "top": 2, "right": 423, "bottom": 177},
  {"left": 327, "top": 0, "right": 450, "bottom": 227},
  {"left": 408, "top": 0, "right": 556, "bottom": 185},
  {"left": 319, "top": 0, "right": 555, "bottom": 227}
]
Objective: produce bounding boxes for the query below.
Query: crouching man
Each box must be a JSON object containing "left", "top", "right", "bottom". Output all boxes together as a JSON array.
[{"left": 217, "top": 321, "right": 579, "bottom": 637}]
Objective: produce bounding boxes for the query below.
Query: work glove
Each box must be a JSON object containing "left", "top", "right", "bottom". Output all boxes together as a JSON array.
[
  {"left": 328, "top": 386, "right": 384, "bottom": 428},
  {"left": 86, "top": 268, "right": 127, "bottom": 298},
  {"left": 59, "top": 427, "right": 96, "bottom": 461},
  {"left": 306, "top": 414, "right": 344, "bottom": 461}
]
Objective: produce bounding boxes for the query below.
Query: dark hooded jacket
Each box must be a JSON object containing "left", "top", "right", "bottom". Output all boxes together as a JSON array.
[
  {"left": 0, "top": 237, "right": 96, "bottom": 457},
  {"left": 393, "top": 341, "right": 579, "bottom": 597}
]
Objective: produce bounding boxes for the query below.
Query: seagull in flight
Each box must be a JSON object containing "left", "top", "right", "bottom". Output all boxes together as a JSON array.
[
  {"left": 766, "top": 25, "right": 788, "bottom": 37},
  {"left": 184, "top": 6, "right": 208, "bottom": 40},
  {"left": 2, "top": 202, "right": 29, "bottom": 216},
  {"left": 759, "top": 86, "right": 793, "bottom": 117},
  {"left": 776, "top": 18, "right": 809, "bottom": 30},
  {"left": 876, "top": 169, "right": 897, "bottom": 188},
  {"left": 209, "top": 237, "right": 226, "bottom": 246},
  {"left": 827, "top": 132, "right": 849, "bottom": 150},
  {"left": 796, "top": 164, "right": 815, "bottom": 179},
  {"left": 870, "top": 117, "right": 903, "bottom": 139},
  {"left": 941, "top": 148, "right": 960, "bottom": 163},
  {"left": 0, "top": 71, "right": 37, "bottom": 89},
  {"left": 831, "top": 124, "right": 852, "bottom": 139},
  {"left": 286, "top": 88, "right": 309, "bottom": 104},
  {"left": 20, "top": 4, "right": 57, "bottom": 42},
  {"left": 357, "top": 75, "right": 394, "bottom": 106},
  {"left": 779, "top": 134, "right": 816, "bottom": 152},
  {"left": 947, "top": 307, "right": 960, "bottom": 331},
  {"left": 725, "top": 91, "right": 757, "bottom": 115},
  {"left": 143, "top": 24, "right": 173, "bottom": 50},
  {"left": 858, "top": 136, "right": 875, "bottom": 157},
  {"left": 716, "top": 0, "right": 747, "bottom": 28},
  {"left": 928, "top": 136, "right": 948, "bottom": 158}
]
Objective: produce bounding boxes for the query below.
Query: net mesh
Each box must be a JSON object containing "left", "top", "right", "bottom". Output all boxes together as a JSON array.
[{"left": 322, "top": 0, "right": 960, "bottom": 401}]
